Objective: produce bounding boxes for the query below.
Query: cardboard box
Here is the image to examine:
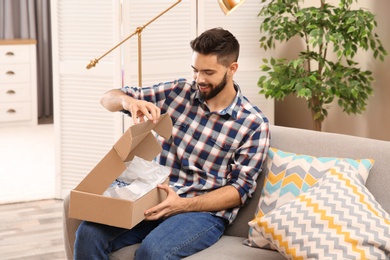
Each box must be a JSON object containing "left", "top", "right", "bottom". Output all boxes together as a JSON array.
[{"left": 69, "top": 113, "right": 172, "bottom": 229}]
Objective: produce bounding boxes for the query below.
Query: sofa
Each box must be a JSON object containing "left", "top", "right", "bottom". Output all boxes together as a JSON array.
[{"left": 63, "top": 125, "right": 390, "bottom": 259}]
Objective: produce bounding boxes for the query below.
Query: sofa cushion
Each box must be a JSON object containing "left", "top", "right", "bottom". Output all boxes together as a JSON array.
[
  {"left": 256, "top": 161, "right": 390, "bottom": 259},
  {"left": 245, "top": 148, "right": 374, "bottom": 248},
  {"left": 109, "top": 236, "right": 285, "bottom": 260},
  {"left": 185, "top": 236, "right": 284, "bottom": 260}
]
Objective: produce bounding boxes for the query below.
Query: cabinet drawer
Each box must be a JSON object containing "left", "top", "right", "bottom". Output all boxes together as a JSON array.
[
  {"left": 0, "top": 64, "right": 30, "bottom": 83},
  {"left": 0, "top": 83, "right": 31, "bottom": 102},
  {"left": 0, "top": 45, "right": 31, "bottom": 64},
  {"left": 0, "top": 102, "right": 31, "bottom": 122}
]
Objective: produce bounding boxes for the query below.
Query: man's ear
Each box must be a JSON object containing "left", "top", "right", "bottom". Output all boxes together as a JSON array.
[{"left": 228, "top": 62, "right": 238, "bottom": 76}]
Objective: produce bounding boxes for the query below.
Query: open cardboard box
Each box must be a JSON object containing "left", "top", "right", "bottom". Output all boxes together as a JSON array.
[{"left": 69, "top": 113, "right": 172, "bottom": 229}]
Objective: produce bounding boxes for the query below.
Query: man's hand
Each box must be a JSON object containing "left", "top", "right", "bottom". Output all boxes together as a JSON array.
[
  {"left": 123, "top": 98, "right": 161, "bottom": 124},
  {"left": 144, "top": 184, "right": 241, "bottom": 221},
  {"left": 100, "top": 89, "right": 161, "bottom": 124},
  {"left": 144, "top": 184, "right": 188, "bottom": 220}
]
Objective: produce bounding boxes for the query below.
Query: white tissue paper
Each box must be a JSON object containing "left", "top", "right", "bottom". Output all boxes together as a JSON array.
[{"left": 103, "top": 156, "right": 170, "bottom": 201}]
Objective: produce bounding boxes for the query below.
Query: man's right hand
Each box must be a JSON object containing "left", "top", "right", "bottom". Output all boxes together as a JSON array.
[
  {"left": 123, "top": 98, "right": 161, "bottom": 124},
  {"left": 100, "top": 89, "right": 161, "bottom": 124}
]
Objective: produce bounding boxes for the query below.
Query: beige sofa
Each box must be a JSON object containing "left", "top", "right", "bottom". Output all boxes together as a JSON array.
[{"left": 63, "top": 125, "right": 390, "bottom": 259}]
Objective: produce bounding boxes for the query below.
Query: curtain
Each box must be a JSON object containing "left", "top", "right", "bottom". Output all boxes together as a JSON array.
[{"left": 0, "top": 0, "right": 53, "bottom": 120}]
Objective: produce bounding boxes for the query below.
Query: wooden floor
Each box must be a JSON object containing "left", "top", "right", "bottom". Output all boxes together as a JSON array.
[{"left": 0, "top": 199, "right": 66, "bottom": 260}]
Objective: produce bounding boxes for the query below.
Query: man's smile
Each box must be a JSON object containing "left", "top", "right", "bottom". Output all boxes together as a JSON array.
[{"left": 197, "top": 84, "right": 212, "bottom": 92}]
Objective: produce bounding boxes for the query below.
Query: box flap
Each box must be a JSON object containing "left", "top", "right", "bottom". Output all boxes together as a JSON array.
[
  {"left": 128, "top": 113, "right": 171, "bottom": 138},
  {"left": 114, "top": 113, "right": 172, "bottom": 162},
  {"left": 114, "top": 131, "right": 149, "bottom": 162},
  {"left": 75, "top": 148, "right": 126, "bottom": 194},
  {"left": 151, "top": 113, "right": 172, "bottom": 140},
  {"left": 125, "top": 132, "right": 163, "bottom": 161}
]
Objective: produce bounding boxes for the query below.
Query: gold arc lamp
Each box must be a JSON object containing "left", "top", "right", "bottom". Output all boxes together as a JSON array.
[{"left": 86, "top": 0, "right": 245, "bottom": 86}]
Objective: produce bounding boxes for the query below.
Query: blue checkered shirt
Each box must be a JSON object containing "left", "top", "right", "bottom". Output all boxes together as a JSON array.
[{"left": 121, "top": 78, "right": 270, "bottom": 223}]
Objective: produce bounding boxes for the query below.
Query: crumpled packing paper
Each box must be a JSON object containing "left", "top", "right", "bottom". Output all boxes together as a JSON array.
[{"left": 103, "top": 156, "right": 169, "bottom": 201}]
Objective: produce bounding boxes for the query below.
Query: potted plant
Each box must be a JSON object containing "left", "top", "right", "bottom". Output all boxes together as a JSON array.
[{"left": 257, "top": 0, "right": 387, "bottom": 131}]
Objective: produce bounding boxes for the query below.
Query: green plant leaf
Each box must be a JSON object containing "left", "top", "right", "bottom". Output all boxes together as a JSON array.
[{"left": 257, "top": 0, "right": 387, "bottom": 128}]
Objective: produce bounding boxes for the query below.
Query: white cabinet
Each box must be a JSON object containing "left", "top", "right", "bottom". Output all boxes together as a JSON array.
[{"left": 0, "top": 40, "right": 38, "bottom": 126}]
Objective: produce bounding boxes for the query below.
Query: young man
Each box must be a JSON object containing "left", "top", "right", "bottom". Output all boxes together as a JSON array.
[{"left": 74, "top": 27, "right": 270, "bottom": 259}]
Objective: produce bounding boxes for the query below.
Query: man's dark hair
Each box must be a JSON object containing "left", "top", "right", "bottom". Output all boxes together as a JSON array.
[{"left": 190, "top": 27, "right": 239, "bottom": 67}]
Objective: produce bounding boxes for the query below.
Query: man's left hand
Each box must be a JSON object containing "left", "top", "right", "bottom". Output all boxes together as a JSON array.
[{"left": 144, "top": 184, "right": 187, "bottom": 220}]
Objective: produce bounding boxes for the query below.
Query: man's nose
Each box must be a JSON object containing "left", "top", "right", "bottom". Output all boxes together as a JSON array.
[{"left": 195, "top": 72, "right": 206, "bottom": 84}]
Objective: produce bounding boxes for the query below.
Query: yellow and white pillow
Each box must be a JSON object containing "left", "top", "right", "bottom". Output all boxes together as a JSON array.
[
  {"left": 257, "top": 161, "right": 390, "bottom": 259},
  {"left": 245, "top": 148, "right": 374, "bottom": 249}
]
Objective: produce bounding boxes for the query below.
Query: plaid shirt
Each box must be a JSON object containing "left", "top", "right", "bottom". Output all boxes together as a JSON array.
[{"left": 121, "top": 78, "right": 270, "bottom": 223}]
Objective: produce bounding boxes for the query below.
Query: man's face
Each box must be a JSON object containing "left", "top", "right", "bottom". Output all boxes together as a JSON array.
[{"left": 191, "top": 52, "right": 229, "bottom": 101}]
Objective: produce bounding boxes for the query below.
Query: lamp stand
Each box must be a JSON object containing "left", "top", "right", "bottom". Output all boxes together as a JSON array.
[{"left": 86, "top": 0, "right": 182, "bottom": 86}]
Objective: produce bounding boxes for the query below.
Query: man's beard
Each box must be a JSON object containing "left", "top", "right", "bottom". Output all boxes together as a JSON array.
[{"left": 198, "top": 72, "right": 228, "bottom": 101}]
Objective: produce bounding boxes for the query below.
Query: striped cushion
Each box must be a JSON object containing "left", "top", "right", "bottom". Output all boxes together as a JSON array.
[
  {"left": 245, "top": 148, "right": 374, "bottom": 249},
  {"left": 257, "top": 161, "right": 390, "bottom": 259}
]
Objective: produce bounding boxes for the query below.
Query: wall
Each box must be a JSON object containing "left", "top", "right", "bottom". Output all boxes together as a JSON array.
[{"left": 274, "top": 1, "right": 390, "bottom": 141}]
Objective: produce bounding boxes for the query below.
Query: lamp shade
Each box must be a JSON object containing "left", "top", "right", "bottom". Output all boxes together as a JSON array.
[{"left": 218, "top": 0, "right": 245, "bottom": 15}]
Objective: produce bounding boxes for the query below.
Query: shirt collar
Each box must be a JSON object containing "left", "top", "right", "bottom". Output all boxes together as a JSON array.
[{"left": 191, "top": 81, "right": 241, "bottom": 119}]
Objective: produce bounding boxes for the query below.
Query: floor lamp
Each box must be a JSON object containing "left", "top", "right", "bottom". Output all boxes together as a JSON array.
[{"left": 86, "top": 0, "right": 245, "bottom": 86}]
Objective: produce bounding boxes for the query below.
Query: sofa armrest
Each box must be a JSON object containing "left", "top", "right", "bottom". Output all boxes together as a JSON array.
[{"left": 63, "top": 194, "right": 81, "bottom": 260}]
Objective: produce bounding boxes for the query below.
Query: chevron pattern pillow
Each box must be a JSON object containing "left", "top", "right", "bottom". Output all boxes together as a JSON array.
[
  {"left": 257, "top": 161, "right": 390, "bottom": 259},
  {"left": 245, "top": 148, "right": 374, "bottom": 249}
]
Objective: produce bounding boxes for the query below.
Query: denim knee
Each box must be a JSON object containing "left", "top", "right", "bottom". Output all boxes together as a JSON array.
[
  {"left": 75, "top": 222, "right": 100, "bottom": 250},
  {"left": 134, "top": 213, "right": 226, "bottom": 260},
  {"left": 74, "top": 221, "right": 111, "bottom": 260},
  {"left": 135, "top": 241, "right": 166, "bottom": 260}
]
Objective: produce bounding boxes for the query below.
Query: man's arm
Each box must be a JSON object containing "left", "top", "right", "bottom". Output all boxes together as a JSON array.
[
  {"left": 100, "top": 89, "right": 128, "bottom": 112},
  {"left": 144, "top": 184, "right": 241, "bottom": 220},
  {"left": 100, "top": 89, "right": 161, "bottom": 123}
]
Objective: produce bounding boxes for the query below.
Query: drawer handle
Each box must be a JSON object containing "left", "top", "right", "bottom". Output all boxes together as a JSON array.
[
  {"left": 5, "top": 51, "right": 15, "bottom": 56},
  {"left": 7, "top": 109, "right": 16, "bottom": 114},
  {"left": 6, "top": 71, "right": 15, "bottom": 75},
  {"left": 6, "top": 90, "right": 16, "bottom": 95}
]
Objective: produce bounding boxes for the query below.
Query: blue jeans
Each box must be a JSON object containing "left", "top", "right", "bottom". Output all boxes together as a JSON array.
[{"left": 74, "top": 212, "right": 227, "bottom": 260}]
